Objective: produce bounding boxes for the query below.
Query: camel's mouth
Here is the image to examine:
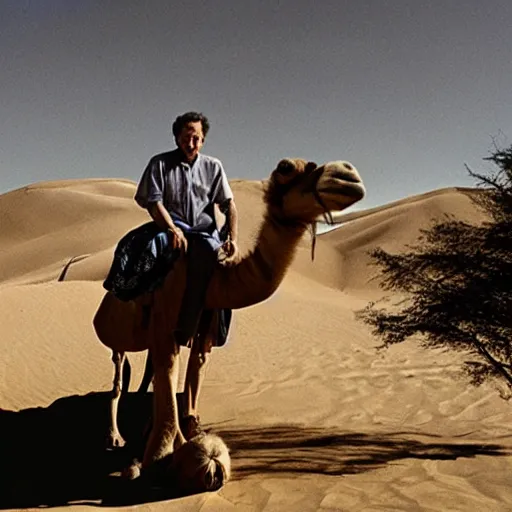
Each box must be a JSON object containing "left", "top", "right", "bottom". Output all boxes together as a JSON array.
[
  {"left": 315, "top": 161, "right": 365, "bottom": 204},
  {"left": 317, "top": 183, "right": 366, "bottom": 199},
  {"left": 326, "top": 167, "right": 362, "bottom": 184}
]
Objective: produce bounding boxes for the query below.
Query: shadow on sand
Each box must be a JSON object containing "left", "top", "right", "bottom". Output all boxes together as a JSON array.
[
  {"left": 0, "top": 392, "right": 509, "bottom": 508},
  {"left": 215, "top": 424, "right": 511, "bottom": 480}
]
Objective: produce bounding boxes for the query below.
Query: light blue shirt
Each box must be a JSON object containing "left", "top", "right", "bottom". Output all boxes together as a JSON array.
[{"left": 135, "top": 149, "right": 233, "bottom": 233}]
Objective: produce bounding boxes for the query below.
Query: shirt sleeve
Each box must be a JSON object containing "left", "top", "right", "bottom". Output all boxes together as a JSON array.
[
  {"left": 210, "top": 160, "right": 234, "bottom": 205},
  {"left": 134, "top": 157, "right": 164, "bottom": 208}
]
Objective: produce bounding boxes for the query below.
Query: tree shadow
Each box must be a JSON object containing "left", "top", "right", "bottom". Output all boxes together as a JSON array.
[
  {"left": 213, "top": 425, "right": 511, "bottom": 480},
  {"left": 0, "top": 392, "right": 509, "bottom": 508}
]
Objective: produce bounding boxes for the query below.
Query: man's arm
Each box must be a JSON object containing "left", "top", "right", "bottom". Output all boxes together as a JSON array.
[
  {"left": 148, "top": 201, "right": 175, "bottom": 230},
  {"left": 148, "top": 201, "right": 187, "bottom": 251},
  {"left": 221, "top": 199, "right": 238, "bottom": 243},
  {"left": 219, "top": 199, "right": 238, "bottom": 260}
]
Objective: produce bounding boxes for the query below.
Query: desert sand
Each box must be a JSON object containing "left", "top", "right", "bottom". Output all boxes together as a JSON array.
[{"left": 1, "top": 176, "right": 511, "bottom": 511}]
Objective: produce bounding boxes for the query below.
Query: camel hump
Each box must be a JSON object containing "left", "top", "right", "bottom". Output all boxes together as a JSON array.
[{"left": 93, "top": 292, "right": 148, "bottom": 352}]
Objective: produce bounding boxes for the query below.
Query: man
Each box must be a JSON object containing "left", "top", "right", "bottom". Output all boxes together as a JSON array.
[{"left": 134, "top": 111, "right": 238, "bottom": 439}]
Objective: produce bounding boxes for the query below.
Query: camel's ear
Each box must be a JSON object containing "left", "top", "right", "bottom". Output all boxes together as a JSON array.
[
  {"left": 275, "top": 159, "right": 297, "bottom": 184},
  {"left": 276, "top": 159, "right": 296, "bottom": 175},
  {"left": 305, "top": 161, "right": 317, "bottom": 173}
]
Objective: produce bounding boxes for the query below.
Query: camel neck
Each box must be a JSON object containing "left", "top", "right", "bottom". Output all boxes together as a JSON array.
[{"left": 205, "top": 210, "right": 308, "bottom": 310}]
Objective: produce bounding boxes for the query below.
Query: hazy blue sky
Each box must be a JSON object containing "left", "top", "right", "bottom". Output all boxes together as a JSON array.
[{"left": 1, "top": 0, "right": 511, "bottom": 209}]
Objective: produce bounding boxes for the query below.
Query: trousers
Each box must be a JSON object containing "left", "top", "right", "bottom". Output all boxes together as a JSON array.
[{"left": 172, "top": 218, "right": 223, "bottom": 346}]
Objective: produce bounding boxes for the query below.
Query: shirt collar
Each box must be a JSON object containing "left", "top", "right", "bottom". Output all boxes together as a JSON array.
[{"left": 176, "top": 149, "right": 201, "bottom": 167}]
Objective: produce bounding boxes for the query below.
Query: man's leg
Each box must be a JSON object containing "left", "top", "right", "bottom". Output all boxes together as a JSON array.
[
  {"left": 181, "top": 312, "right": 214, "bottom": 439},
  {"left": 173, "top": 236, "right": 217, "bottom": 347},
  {"left": 173, "top": 233, "right": 220, "bottom": 438}
]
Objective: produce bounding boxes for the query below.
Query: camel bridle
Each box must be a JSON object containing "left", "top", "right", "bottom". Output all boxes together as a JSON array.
[{"left": 271, "top": 165, "right": 335, "bottom": 261}]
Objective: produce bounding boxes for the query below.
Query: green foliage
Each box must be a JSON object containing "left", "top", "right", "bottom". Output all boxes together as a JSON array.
[{"left": 358, "top": 144, "right": 512, "bottom": 396}]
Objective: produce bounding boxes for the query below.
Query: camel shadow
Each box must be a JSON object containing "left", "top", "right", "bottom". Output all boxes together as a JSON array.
[
  {"left": 0, "top": 392, "right": 169, "bottom": 509},
  {"left": 0, "top": 392, "right": 509, "bottom": 508}
]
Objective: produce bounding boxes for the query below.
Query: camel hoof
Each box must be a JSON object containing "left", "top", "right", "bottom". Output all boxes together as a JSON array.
[{"left": 106, "top": 431, "right": 126, "bottom": 450}]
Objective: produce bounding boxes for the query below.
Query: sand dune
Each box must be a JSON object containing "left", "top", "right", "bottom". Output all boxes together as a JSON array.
[
  {"left": 0, "top": 178, "right": 511, "bottom": 511},
  {"left": 322, "top": 187, "right": 489, "bottom": 296}
]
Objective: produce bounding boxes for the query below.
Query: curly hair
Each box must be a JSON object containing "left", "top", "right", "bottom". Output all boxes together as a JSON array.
[{"left": 172, "top": 111, "right": 210, "bottom": 141}]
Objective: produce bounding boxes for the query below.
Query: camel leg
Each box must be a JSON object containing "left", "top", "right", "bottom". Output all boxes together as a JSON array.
[
  {"left": 137, "top": 349, "right": 154, "bottom": 445},
  {"left": 183, "top": 326, "right": 213, "bottom": 419},
  {"left": 170, "top": 349, "right": 186, "bottom": 452},
  {"left": 141, "top": 344, "right": 186, "bottom": 468},
  {"left": 106, "top": 350, "right": 126, "bottom": 449}
]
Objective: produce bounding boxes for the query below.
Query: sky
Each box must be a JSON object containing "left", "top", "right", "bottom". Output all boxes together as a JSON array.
[{"left": 1, "top": 0, "right": 511, "bottom": 211}]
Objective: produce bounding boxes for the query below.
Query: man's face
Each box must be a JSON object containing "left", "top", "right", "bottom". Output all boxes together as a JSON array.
[{"left": 177, "top": 121, "right": 204, "bottom": 162}]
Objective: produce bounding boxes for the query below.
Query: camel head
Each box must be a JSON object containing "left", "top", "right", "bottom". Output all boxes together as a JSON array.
[{"left": 264, "top": 158, "right": 365, "bottom": 225}]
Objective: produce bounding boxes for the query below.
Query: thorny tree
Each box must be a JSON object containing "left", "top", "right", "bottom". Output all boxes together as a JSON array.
[{"left": 358, "top": 144, "right": 512, "bottom": 398}]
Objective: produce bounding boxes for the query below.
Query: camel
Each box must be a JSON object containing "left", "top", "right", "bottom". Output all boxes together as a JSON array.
[{"left": 93, "top": 157, "right": 365, "bottom": 479}]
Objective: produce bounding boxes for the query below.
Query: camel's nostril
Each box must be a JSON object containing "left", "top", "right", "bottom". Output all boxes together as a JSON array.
[{"left": 344, "top": 163, "right": 353, "bottom": 171}]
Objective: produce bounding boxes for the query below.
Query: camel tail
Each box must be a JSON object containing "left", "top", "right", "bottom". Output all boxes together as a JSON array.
[
  {"left": 122, "top": 356, "right": 132, "bottom": 394},
  {"left": 137, "top": 350, "right": 154, "bottom": 393},
  {"left": 119, "top": 354, "right": 153, "bottom": 394}
]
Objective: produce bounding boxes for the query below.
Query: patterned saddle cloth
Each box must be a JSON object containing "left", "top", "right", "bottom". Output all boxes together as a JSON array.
[{"left": 103, "top": 221, "right": 231, "bottom": 346}]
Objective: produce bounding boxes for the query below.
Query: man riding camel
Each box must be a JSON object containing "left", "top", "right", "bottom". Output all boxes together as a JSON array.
[{"left": 134, "top": 111, "right": 239, "bottom": 439}]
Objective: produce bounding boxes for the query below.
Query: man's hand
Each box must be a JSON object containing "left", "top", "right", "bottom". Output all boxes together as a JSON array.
[
  {"left": 169, "top": 226, "right": 188, "bottom": 252},
  {"left": 221, "top": 238, "right": 238, "bottom": 262}
]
